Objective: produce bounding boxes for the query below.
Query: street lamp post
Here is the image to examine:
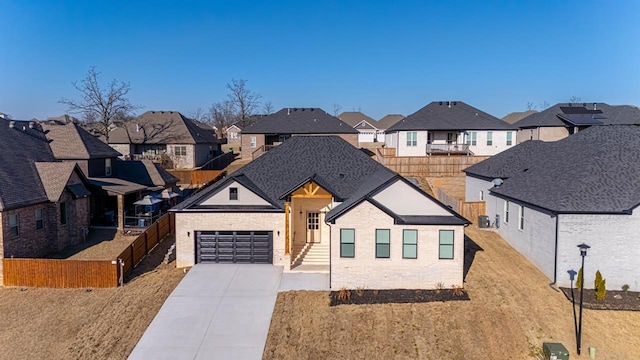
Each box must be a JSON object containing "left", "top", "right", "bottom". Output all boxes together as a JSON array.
[{"left": 576, "top": 243, "right": 590, "bottom": 355}]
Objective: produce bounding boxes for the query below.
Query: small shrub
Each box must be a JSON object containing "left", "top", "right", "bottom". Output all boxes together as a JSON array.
[
  {"left": 452, "top": 286, "right": 465, "bottom": 297},
  {"left": 576, "top": 267, "right": 583, "bottom": 288},
  {"left": 355, "top": 286, "right": 366, "bottom": 297},
  {"left": 435, "top": 281, "right": 445, "bottom": 293},
  {"left": 372, "top": 289, "right": 379, "bottom": 295},
  {"left": 622, "top": 284, "right": 630, "bottom": 292},
  {"left": 336, "top": 288, "right": 351, "bottom": 302},
  {"left": 594, "top": 270, "right": 606, "bottom": 301}
]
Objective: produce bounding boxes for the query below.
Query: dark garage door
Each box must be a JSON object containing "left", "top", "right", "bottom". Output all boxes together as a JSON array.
[{"left": 196, "top": 231, "right": 273, "bottom": 264}]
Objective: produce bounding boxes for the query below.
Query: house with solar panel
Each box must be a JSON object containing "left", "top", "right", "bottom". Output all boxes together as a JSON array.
[
  {"left": 464, "top": 125, "right": 640, "bottom": 290},
  {"left": 513, "top": 102, "right": 640, "bottom": 143},
  {"left": 172, "top": 136, "right": 470, "bottom": 289},
  {"left": 385, "top": 101, "right": 516, "bottom": 156}
]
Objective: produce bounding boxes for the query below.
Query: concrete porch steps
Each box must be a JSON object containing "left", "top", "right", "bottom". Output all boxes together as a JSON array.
[{"left": 292, "top": 242, "right": 329, "bottom": 267}]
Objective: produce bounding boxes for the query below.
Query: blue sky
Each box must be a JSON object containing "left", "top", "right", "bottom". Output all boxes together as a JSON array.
[{"left": 1, "top": 1, "right": 639, "bottom": 120}]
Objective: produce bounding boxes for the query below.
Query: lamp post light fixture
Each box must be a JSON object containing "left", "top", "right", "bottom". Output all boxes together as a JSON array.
[{"left": 576, "top": 243, "right": 590, "bottom": 355}]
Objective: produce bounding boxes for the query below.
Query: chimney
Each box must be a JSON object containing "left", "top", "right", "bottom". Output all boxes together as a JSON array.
[
  {"left": 448, "top": 101, "right": 451, "bottom": 108},
  {"left": 287, "top": 108, "right": 290, "bottom": 115},
  {"left": 593, "top": 103, "right": 597, "bottom": 110},
  {"left": 9, "top": 121, "right": 15, "bottom": 128}
]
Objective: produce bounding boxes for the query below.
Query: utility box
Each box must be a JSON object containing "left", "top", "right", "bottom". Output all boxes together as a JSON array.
[
  {"left": 543, "top": 342, "right": 569, "bottom": 360},
  {"left": 478, "top": 215, "right": 490, "bottom": 228}
]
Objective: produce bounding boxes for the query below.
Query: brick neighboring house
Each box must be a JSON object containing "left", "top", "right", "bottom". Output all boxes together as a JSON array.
[
  {"left": 107, "top": 111, "right": 221, "bottom": 169},
  {"left": 42, "top": 121, "right": 178, "bottom": 231},
  {"left": 0, "top": 119, "right": 91, "bottom": 285},
  {"left": 224, "top": 124, "right": 242, "bottom": 151},
  {"left": 385, "top": 101, "right": 516, "bottom": 156},
  {"left": 513, "top": 102, "right": 640, "bottom": 143},
  {"left": 172, "top": 136, "right": 469, "bottom": 290},
  {"left": 464, "top": 125, "right": 640, "bottom": 290},
  {"left": 239, "top": 108, "right": 359, "bottom": 159}
]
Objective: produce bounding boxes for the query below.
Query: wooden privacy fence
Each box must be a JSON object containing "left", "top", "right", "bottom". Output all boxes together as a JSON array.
[
  {"left": 2, "top": 213, "right": 175, "bottom": 288},
  {"left": 116, "top": 212, "right": 174, "bottom": 279},
  {"left": 2, "top": 259, "right": 118, "bottom": 288},
  {"left": 168, "top": 169, "right": 225, "bottom": 187},
  {"left": 377, "top": 151, "right": 489, "bottom": 177},
  {"left": 436, "top": 188, "right": 486, "bottom": 224}
]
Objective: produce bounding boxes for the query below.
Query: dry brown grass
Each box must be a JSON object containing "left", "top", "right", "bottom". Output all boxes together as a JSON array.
[
  {"left": 264, "top": 227, "right": 640, "bottom": 359},
  {"left": 0, "top": 234, "right": 185, "bottom": 359}
]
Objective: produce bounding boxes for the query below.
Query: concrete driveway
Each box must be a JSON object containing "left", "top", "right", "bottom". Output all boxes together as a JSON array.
[{"left": 129, "top": 264, "right": 284, "bottom": 360}]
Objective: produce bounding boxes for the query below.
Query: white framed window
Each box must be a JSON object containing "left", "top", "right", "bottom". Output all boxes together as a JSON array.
[
  {"left": 250, "top": 136, "right": 257, "bottom": 148},
  {"left": 518, "top": 205, "right": 525, "bottom": 230},
  {"left": 105, "top": 158, "right": 112, "bottom": 176},
  {"left": 375, "top": 229, "right": 390, "bottom": 258},
  {"left": 35, "top": 208, "right": 44, "bottom": 230},
  {"left": 230, "top": 132, "right": 238, "bottom": 139},
  {"left": 406, "top": 132, "right": 417, "bottom": 147},
  {"left": 402, "top": 230, "right": 417, "bottom": 259},
  {"left": 506, "top": 131, "right": 513, "bottom": 146},
  {"left": 467, "top": 132, "right": 477, "bottom": 146},
  {"left": 174, "top": 146, "right": 187, "bottom": 156},
  {"left": 9, "top": 214, "right": 19, "bottom": 237},
  {"left": 487, "top": 131, "right": 493, "bottom": 146},
  {"left": 439, "top": 230, "right": 454, "bottom": 259},
  {"left": 340, "top": 229, "right": 355, "bottom": 258},
  {"left": 504, "top": 201, "right": 510, "bottom": 223}
]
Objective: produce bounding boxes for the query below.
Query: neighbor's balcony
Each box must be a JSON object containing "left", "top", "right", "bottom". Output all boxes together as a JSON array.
[{"left": 426, "top": 143, "right": 471, "bottom": 155}]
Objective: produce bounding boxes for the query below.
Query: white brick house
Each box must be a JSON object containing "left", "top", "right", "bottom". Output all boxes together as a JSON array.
[
  {"left": 385, "top": 101, "right": 516, "bottom": 156},
  {"left": 464, "top": 125, "right": 640, "bottom": 290},
  {"left": 172, "top": 136, "right": 469, "bottom": 289}
]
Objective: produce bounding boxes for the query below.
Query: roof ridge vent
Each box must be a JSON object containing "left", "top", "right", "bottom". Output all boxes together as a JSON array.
[{"left": 287, "top": 108, "right": 290, "bottom": 115}]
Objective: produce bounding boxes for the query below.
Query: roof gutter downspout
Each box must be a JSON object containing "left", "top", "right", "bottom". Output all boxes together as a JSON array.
[
  {"left": 326, "top": 221, "right": 332, "bottom": 289},
  {"left": 549, "top": 214, "right": 560, "bottom": 291}
]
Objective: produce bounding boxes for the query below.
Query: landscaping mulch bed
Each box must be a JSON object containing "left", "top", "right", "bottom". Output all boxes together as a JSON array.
[
  {"left": 329, "top": 288, "right": 470, "bottom": 306},
  {"left": 560, "top": 288, "right": 640, "bottom": 311}
]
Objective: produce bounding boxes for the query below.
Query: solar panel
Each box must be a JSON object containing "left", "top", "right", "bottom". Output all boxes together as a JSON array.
[
  {"left": 560, "top": 106, "right": 603, "bottom": 114},
  {"left": 557, "top": 114, "right": 605, "bottom": 126}
]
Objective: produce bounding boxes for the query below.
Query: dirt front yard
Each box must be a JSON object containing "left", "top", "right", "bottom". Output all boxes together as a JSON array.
[
  {"left": 0, "top": 234, "right": 185, "bottom": 359},
  {"left": 264, "top": 226, "right": 640, "bottom": 359}
]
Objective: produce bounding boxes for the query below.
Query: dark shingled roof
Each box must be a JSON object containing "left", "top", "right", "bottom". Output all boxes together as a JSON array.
[
  {"left": 174, "top": 136, "right": 468, "bottom": 225},
  {"left": 108, "top": 111, "right": 220, "bottom": 144},
  {"left": 0, "top": 119, "right": 59, "bottom": 210},
  {"left": 117, "top": 160, "right": 179, "bottom": 188},
  {"left": 467, "top": 125, "right": 640, "bottom": 213},
  {"left": 387, "top": 101, "right": 513, "bottom": 132},
  {"left": 42, "top": 122, "right": 122, "bottom": 159},
  {"left": 514, "top": 103, "right": 640, "bottom": 129},
  {"left": 241, "top": 108, "right": 358, "bottom": 134}
]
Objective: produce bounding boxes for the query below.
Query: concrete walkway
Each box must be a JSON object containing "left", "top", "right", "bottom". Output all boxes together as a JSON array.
[{"left": 129, "top": 265, "right": 329, "bottom": 360}]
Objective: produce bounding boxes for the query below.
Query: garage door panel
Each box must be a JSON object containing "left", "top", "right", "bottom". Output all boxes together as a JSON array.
[{"left": 196, "top": 231, "right": 273, "bottom": 264}]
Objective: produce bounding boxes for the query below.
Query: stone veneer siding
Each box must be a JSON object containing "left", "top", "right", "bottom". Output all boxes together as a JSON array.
[{"left": 330, "top": 201, "right": 464, "bottom": 289}]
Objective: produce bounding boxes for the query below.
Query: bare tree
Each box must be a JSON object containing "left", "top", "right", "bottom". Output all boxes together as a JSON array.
[
  {"left": 538, "top": 100, "right": 550, "bottom": 110},
  {"left": 568, "top": 96, "right": 582, "bottom": 104},
  {"left": 188, "top": 107, "right": 208, "bottom": 122},
  {"left": 262, "top": 101, "right": 274, "bottom": 115},
  {"left": 226, "top": 79, "right": 261, "bottom": 128},
  {"left": 526, "top": 102, "right": 536, "bottom": 111},
  {"left": 332, "top": 103, "right": 342, "bottom": 116},
  {"left": 208, "top": 100, "right": 237, "bottom": 138},
  {"left": 59, "top": 67, "right": 141, "bottom": 142}
]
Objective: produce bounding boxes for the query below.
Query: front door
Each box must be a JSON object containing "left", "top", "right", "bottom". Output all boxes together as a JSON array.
[{"left": 306, "top": 212, "right": 320, "bottom": 243}]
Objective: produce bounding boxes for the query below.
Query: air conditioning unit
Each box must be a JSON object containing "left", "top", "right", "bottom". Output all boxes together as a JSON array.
[{"left": 478, "top": 215, "right": 490, "bottom": 228}]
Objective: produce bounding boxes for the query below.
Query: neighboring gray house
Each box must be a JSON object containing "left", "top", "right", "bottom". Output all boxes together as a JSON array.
[
  {"left": 464, "top": 125, "right": 640, "bottom": 290},
  {"left": 338, "top": 111, "right": 382, "bottom": 143},
  {"left": 385, "top": 101, "right": 516, "bottom": 156},
  {"left": 172, "top": 136, "right": 469, "bottom": 290},
  {"left": 513, "top": 102, "right": 640, "bottom": 144},
  {"left": 108, "top": 111, "right": 221, "bottom": 169},
  {"left": 240, "top": 108, "right": 358, "bottom": 159}
]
